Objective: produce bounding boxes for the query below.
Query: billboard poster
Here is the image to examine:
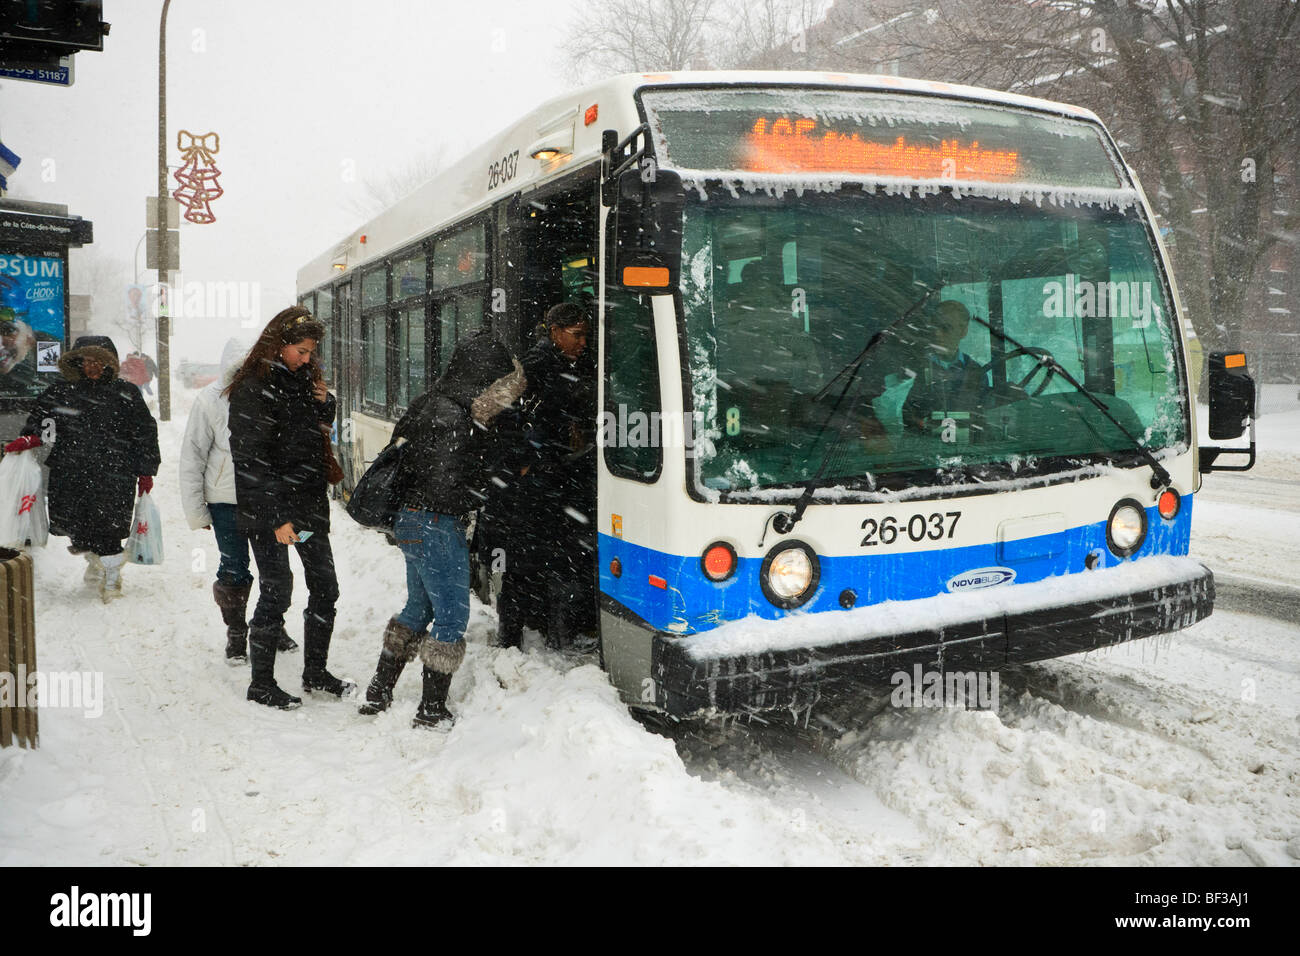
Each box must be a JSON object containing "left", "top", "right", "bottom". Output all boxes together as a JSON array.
[{"left": 0, "top": 252, "right": 66, "bottom": 397}]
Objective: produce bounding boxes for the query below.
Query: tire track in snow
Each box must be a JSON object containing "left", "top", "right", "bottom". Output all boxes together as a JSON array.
[
  {"left": 76, "top": 638, "right": 178, "bottom": 864},
  {"left": 812, "top": 647, "right": 1299, "bottom": 864},
  {"left": 669, "top": 710, "right": 931, "bottom": 861},
  {"left": 96, "top": 628, "right": 239, "bottom": 866}
]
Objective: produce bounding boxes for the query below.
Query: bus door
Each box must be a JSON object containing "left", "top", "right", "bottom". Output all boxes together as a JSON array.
[
  {"left": 478, "top": 175, "right": 600, "bottom": 636},
  {"left": 518, "top": 177, "right": 600, "bottom": 633}
]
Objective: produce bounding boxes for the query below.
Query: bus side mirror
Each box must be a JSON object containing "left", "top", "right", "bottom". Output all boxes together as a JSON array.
[
  {"left": 612, "top": 166, "right": 684, "bottom": 292},
  {"left": 1207, "top": 351, "right": 1254, "bottom": 440}
]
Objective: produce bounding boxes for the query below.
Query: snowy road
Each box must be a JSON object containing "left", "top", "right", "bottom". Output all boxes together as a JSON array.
[
  {"left": 1198, "top": 471, "right": 1300, "bottom": 622},
  {"left": 1, "top": 390, "right": 1297, "bottom": 865}
]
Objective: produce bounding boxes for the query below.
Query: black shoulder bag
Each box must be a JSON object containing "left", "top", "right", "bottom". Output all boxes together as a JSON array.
[{"left": 345, "top": 440, "right": 406, "bottom": 529}]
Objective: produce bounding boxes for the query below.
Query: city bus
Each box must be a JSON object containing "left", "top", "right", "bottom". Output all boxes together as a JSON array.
[{"left": 297, "top": 71, "right": 1256, "bottom": 719}]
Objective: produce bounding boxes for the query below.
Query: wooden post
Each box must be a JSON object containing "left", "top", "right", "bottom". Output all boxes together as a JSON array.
[{"left": 0, "top": 548, "right": 38, "bottom": 749}]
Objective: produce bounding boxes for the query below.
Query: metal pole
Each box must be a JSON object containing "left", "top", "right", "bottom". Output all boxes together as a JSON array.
[{"left": 157, "top": 0, "right": 172, "bottom": 421}]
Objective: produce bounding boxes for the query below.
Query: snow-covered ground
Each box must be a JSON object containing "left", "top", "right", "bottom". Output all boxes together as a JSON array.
[{"left": 1, "top": 387, "right": 1297, "bottom": 866}]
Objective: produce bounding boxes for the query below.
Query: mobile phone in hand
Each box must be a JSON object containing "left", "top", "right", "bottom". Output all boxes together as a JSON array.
[{"left": 295, "top": 530, "right": 314, "bottom": 543}]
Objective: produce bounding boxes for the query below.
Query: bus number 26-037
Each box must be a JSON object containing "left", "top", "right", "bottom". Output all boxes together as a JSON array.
[
  {"left": 487, "top": 150, "right": 520, "bottom": 191},
  {"left": 860, "top": 512, "right": 961, "bottom": 547}
]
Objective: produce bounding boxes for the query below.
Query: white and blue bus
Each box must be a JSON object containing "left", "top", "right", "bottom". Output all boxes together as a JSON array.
[{"left": 298, "top": 72, "right": 1256, "bottom": 718}]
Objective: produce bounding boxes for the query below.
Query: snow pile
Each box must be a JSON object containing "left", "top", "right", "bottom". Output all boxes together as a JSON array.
[{"left": 830, "top": 621, "right": 1300, "bottom": 865}]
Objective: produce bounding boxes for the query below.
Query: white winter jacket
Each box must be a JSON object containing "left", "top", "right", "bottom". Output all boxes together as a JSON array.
[{"left": 179, "top": 347, "right": 245, "bottom": 530}]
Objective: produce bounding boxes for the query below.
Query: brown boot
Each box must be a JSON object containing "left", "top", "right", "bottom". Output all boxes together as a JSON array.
[{"left": 212, "top": 581, "right": 251, "bottom": 664}]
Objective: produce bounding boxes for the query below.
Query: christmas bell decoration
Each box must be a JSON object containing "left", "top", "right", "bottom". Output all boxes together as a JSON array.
[{"left": 172, "top": 130, "right": 224, "bottom": 224}]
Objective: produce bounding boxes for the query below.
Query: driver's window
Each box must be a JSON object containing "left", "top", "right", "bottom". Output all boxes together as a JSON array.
[
  {"left": 872, "top": 283, "right": 991, "bottom": 439},
  {"left": 1001, "top": 274, "right": 1084, "bottom": 395}
]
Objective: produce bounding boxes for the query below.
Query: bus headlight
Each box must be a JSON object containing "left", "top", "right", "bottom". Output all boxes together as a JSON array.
[
  {"left": 1107, "top": 499, "right": 1148, "bottom": 558},
  {"left": 761, "top": 541, "right": 820, "bottom": 609}
]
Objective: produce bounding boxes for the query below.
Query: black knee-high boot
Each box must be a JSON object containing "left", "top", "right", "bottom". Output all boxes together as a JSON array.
[
  {"left": 302, "top": 617, "right": 356, "bottom": 699},
  {"left": 247, "top": 626, "right": 301, "bottom": 709}
]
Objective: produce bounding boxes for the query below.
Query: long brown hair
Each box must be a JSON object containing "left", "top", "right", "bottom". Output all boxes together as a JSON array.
[{"left": 223, "top": 305, "right": 326, "bottom": 397}]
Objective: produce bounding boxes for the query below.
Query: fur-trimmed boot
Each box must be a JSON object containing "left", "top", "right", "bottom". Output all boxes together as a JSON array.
[
  {"left": 412, "top": 638, "right": 465, "bottom": 730},
  {"left": 100, "top": 553, "right": 125, "bottom": 603},
  {"left": 247, "top": 626, "right": 301, "bottom": 710},
  {"left": 358, "top": 618, "right": 421, "bottom": 715},
  {"left": 301, "top": 618, "right": 357, "bottom": 699},
  {"left": 213, "top": 581, "right": 251, "bottom": 664}
]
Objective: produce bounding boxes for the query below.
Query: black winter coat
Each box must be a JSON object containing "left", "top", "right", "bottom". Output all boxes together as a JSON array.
[
  {"left": 479, "top": 337, "right": 595, "bottom": 563},
  {"left": 519, "top": 337, "right": 595, "bottom": 471},
  {"left": 227, "top": 362, "right": 336, "bottom": 537},
  {"left": 394, "top": 330, "right": 516, "bottom": 518},
  {"left": 21, "top": 346, "right": 160, "bottom": 542}
]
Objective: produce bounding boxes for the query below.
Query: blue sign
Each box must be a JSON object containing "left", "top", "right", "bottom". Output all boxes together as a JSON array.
[
  {"left": 0, "top": 60, "right": 74, "bottom": 88},
  {"left": 0, "top": 254, "right": 64, "bottom": 337},
  {"left": 0, "top": 254, "right": 65, "bottom": 390}
]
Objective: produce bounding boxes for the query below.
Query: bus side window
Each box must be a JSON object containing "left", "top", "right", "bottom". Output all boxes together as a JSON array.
[{"left": 604, "top": 289, "right": 661, "bottom": 482}]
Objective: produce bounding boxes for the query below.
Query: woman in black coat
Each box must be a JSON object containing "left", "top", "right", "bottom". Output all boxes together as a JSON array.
[
  {"left": 3, "top": 336, "right": 160, "bottom": 602},
  {"left": 226, "top": 305, "right": 350, "bottom": 710}
]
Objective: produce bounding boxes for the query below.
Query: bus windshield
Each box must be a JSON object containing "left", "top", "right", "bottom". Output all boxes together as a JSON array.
[{"left": 680, "top": 191, "right": 1189, "bottom": 496}]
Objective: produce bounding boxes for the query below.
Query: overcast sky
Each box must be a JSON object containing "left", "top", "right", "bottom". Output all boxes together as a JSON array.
[{"left": 0, "top": 0, "right": 583, "bottom": 363}]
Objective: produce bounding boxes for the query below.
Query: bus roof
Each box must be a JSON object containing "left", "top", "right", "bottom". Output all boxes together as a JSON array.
[{"left": 297, "top": 71, "right": 1106, "bottom": 292}]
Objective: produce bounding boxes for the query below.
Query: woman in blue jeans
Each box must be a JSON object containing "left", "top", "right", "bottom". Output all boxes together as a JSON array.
[{"left": 358, "top": 330, "right": 524, "bottom": 728}]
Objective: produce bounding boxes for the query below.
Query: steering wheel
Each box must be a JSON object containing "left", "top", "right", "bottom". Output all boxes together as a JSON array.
[{"left": 981, "top": 346, "right": 1058, "bottom": 398}]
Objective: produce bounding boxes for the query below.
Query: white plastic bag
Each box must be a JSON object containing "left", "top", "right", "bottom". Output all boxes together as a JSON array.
[
  {"left": 0, "top": 452, "right": 48, "bottom": 548},
  {"left": 124, "top": 491, "right": 163, "bottom": 565}
]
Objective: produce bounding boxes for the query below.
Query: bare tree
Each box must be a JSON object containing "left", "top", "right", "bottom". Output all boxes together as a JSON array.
[
  {"left": 561, "top": 0, "right": 723, "bottom": 79},
  {"left": 558, "top": 0, "right": 1296, "bottom": 364},
  {"left": 346, "top": 147, "right": 446, "bottom": 224},
  {"left": 821, "top": 0, "right": 1299, "bottom": 360},
  {"left": 715, "top": 0, "right": 831, "bottom": 69},
  {"left": 66, "top": 247, "right": 144, "bottom": 349}
]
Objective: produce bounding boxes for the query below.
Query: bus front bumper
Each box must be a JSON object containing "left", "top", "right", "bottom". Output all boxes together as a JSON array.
[{"left": 651, "top": 558, "right": 1214, "bottom": 717}]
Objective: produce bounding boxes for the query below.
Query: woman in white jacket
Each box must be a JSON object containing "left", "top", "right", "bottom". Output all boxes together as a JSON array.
[{"left": 179, "top": 339, "right": 297, "bottom": 662}]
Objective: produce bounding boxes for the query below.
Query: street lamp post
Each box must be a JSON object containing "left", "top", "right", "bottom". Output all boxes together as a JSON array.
[{"left": 156, "top": 0, "right": 172, "bottom": 422}]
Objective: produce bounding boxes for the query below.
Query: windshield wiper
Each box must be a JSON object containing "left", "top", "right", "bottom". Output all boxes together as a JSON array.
[
  {"left": 968, "top": 313, "right": 1172, "bottom": 491},
  {"left": 770, "top": 283, "right": 942, "bottom": 537}
]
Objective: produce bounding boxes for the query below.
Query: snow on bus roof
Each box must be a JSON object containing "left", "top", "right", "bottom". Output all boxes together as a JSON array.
[{"left": 622, "top": 70, "right": 1101, "bottom": 124}]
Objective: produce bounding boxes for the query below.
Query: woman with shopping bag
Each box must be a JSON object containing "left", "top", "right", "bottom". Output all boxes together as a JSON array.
[
  {"left": 226, "top": 306, "right": 349, "bottom": 710},
  {"left": 2, "top": 335, "right": 160, "bottom": 602}
]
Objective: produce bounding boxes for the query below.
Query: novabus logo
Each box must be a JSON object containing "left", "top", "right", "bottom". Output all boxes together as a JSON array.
[{"left": 946, "top": 567, "right": 1016, "bottom": 592}]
